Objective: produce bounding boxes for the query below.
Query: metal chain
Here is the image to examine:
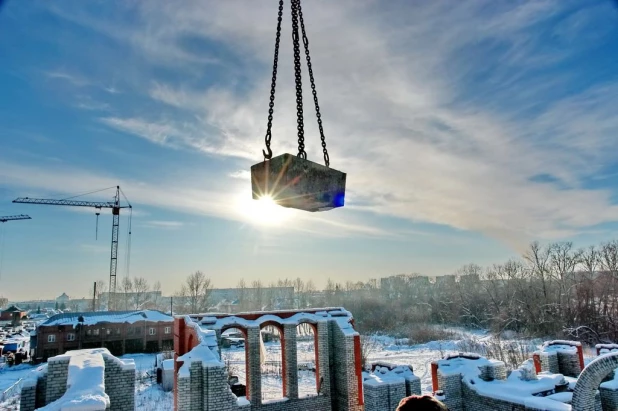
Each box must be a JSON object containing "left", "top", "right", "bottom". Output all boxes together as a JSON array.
[
  {"left": 297, "top": 0, "right": 329, "bottom": 167},
  {"left": 262, "top": 0, "right": 284, "bottom": 160},
  {"left": 291, "top": 0, "right": 306, "bottom": 160}
]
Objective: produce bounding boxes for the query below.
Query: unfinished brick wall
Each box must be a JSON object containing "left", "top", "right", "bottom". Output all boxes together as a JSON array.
[
  {"left": 572, "top": 352, "right": 618, "bottom": 411},
  {"left": 173, "top": 308, "right": 363, "bottom": 411},
  {"left": 20, "top": 349, "right": 135, "bottom": 411}
]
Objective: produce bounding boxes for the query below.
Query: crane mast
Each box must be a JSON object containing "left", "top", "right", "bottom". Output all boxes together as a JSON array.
[{"left": 13, "top": 186, "right": 131, "bottom": 310}]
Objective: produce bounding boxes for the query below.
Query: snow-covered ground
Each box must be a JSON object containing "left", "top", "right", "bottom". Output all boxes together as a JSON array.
[
  {"left": 0, "top": 353, "right": 173, "bottom": 411},
  {"left": 123, "top": 353, "right": 173, "bottom": 411},
  {"left": 0, "top": 328, "right": 590, "bottom": 409}
]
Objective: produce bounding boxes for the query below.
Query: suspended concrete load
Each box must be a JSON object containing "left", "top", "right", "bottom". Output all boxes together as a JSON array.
[{"left": 251, "top": 0, "right": 346, "bottom": 212}]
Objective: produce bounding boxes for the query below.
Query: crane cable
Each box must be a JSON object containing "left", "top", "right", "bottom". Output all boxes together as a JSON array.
[
  {"left": 60, "top": 186, "right": 117, "bottom": 201},
  {"left": 119, "top": 186, "right": 133, "bottom": 284},
  {"left": 0, "top": 223, "right": 5, "bottom": 284},
  {"left": 261, "top": 0, "right": 330, "bottom": 167}
]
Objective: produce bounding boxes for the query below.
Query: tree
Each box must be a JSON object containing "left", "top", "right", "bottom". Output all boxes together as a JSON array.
[
  {"left": 177, "top": 271, "right": 213, "bottom": 314},
  {"left": 132, "top": 277, "right": 150, "bottom": 309},
  {"left": 122, "top": 277, "right": 133, "bottom": 310},
  {"left": 89, "top": 280, "right": 107, "bottom": 311},
  {"left": 237, "top": 278, "right": 247, "bottom": 312},
  {"left": 152, "top": 281, "right": 162, "bottom": 310}
]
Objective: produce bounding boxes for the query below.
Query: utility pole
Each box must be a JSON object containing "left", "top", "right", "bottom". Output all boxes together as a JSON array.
[
  {"left": 92, "top": 281, "right": 97, "bottom": 312},
  {"left": 170, "top": 297, "right": 173, "bottom": 316}
]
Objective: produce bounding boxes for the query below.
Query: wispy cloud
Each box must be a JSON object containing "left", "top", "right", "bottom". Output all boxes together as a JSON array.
[
  {"left": 142, "top": 220, "right": 184, "bottom": 229},
  {"left": 0, "top": 160, "right": 390, "bottom": 239},
  {"left": 44, "top": 70, "right": 91, "bottom": 87},
  {"left": 37, "top": 0, "right": 618, "bottom": 247}
]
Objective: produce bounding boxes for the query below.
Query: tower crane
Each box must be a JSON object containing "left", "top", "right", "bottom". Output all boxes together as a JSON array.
[
  {"left": 0, "top": 214, "right": 32, "bottom": 223},
  {"left": 13, "top": 186, "right": 132, "bottom": 311}
]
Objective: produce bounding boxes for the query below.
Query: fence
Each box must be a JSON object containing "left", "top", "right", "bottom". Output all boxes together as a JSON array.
[{"left": 0, "top": 377, "right": 23, "bottom": 402}]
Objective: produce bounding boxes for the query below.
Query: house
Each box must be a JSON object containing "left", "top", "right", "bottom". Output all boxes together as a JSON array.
[
  {"left": 56, "top": 292, "right": 70, "bottom": 308},
  {"left": 36, "top": 310, "right": 174, "bottom": 361},
  {"left": 0, "top": 305, "right": 27, "bottom": 325}
]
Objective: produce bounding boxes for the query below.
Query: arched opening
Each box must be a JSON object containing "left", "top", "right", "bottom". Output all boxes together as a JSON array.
[
  {"left": 219, "top": 326, "right": 248, "bottom": 400},
  {"left": 297, "top": 322, "right": 319, "bottom": 397},
  {"left": 572, "top": 352, "right": 618, "bottom": 410},
  {"left": 260, "top": 322, "right": 285, "bottom": 402}
]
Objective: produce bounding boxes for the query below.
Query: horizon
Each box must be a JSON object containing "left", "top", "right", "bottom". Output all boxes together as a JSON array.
[{"left": 2, "top": 1, "right": 618, "bottom": 301}]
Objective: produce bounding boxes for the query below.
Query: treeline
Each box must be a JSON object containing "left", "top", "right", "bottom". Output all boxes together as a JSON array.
[
  {"left": 319, "top": 240, "right": 618, "bottom": 344},
  {"left": 91, "top": 239, "right": 618, "bottom": 344}
]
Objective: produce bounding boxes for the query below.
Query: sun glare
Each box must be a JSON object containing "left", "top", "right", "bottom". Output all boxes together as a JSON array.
[{"left": 239, "top": 194, "right": 291, "bottom": 227}]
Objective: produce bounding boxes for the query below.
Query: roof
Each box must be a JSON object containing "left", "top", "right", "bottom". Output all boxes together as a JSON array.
[
  {"left": 57, "top": 293, "right": 70, "bottom": 299},
  {"left": 2, "top": 305, "right": 25, "bottom": 313},
  {"left": 40, "top": 310, "right": 173, "bottom": 327}
]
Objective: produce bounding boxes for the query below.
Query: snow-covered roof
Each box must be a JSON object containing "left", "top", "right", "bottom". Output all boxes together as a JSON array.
[
  {"left": 2, "top": 305, "right": 25, "bottom": 313},
  {"left": 41, "top": 310, "right": 173, "bottom": 327}
]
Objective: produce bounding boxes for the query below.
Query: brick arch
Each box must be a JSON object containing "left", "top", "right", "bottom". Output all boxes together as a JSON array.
[
  {"left": 295, "top": 320, "right": 320, "bottom": 394},
  {"left": 220, "top": 324, "right": 248, "bottom": 338},
  {"left": 259, "top": 320, "right": 287, "bottom": 398},
  {"left": 219, "top": 324, "right": 251, "bottom": 400},
  {"left": 572, "top": 352, "right": 618, "bottom": 410}
]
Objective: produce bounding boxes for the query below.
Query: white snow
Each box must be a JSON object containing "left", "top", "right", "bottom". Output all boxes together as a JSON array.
[
  {"left": 435, "top": 354, "right": 571, "bottom": 410},
  {"left": 236, "top": 396, "right": 250, "bottom": 406},
  {"left": 198, "top": 308, "right": 357, "bottom": 336},
  {"left": 41, "top": 310, "right": 172, "bottom": 327},
  {"left": 542, "top": 340, "right": 580, "bottom": 354},
  {"left": 363, "top": 364, "right": 419, "bottom": 387},
  {"left": 177, "top": 317, "right": 223, "bottom": 377},
  {"left": 39, "top": 349, "right": 110, "bottom": 411},
  {"left": 161, "top": 359, "right": 174, "bottom": 371}
]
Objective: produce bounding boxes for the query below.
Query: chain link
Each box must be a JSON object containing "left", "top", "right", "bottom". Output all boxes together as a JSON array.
[
  {"left": 291, "top": 0, "right": 306, "bottom": 160},
  {"left": 297, "top": 0, "right": 329, "bottom": 167},
  {"left": 261, "top": 0, "right": 329, "bottom": 167},
  {"left": 262, "top": 0, "right": 284, "bottom": 160}
]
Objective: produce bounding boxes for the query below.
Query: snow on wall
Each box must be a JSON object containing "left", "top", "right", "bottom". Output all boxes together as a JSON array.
[
  {"left": 437, "top": 354, "right": 571, "bottom": 411},
  {"left": 177, "top": 316, "right": 222, "bottom": 377},
  {"left": 38, "top": 349, "right": 110, "bottom": 411},
  {"left": 197, "top": 308, "right": 357, "bottom": 336}
]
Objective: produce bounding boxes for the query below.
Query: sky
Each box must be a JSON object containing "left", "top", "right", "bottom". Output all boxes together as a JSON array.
[{"left": 1, "top": 0, "right": 618, "bottom": 301}]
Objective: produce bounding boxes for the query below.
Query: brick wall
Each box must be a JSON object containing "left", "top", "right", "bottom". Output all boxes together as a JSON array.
[
  {"left": 556, "top": 351, "right": 582, "bottom": 377},
  {"left": 174, "top": 310, "right": 364, "bottom": 411},
  {"left": 103, "top": 356, "right": 135, "bottom": 411},
  {"left": 329, "top": 320, "right": 363, "bottom": 411},
  {"left": 572, "top": 352, "right": 618, "bottom": 411},
  {"left": 45, "top": 357, "right": 69, "bottom": 404},
  {"left": 19, "top": 379, "right": 36, "bottom": 411},
  {"left": 19, "top": 349, "right": 135, "bottom": 410},
  {"left": 363, "top": 380, "right": 406, "bottom": 411}
]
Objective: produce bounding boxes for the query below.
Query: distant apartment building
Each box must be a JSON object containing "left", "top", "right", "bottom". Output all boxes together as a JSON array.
[{"left": 36, "top": 310, "right": 173, "bottom": 361}]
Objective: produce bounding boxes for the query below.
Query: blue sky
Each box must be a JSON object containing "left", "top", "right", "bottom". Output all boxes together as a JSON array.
[{"left": 1, "top": 0, "right": 618, "bottom": 300}]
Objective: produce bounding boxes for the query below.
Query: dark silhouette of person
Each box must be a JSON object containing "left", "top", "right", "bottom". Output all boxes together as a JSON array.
[{"left": 396, "top": 395, "right": 449, "bottom": 411}]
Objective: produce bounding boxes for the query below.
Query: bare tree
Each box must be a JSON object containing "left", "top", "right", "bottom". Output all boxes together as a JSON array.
[
  {"left": 152, "top": 281, "right": 162, "bottom": 310},
  {"left": 132, "top": 277, "right": 150, "bottom": 309},
  {"left": 121, "top": 277, "right": 133, "bottom": 311},
  {"left": 237, "top": 278, "right": 247, "bottom": 312},
  {"left": 178, "top": 271, "right": 213, "bottom": 314}
]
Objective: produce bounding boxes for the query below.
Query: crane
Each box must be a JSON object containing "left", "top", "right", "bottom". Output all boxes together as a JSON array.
[
  {"left": 13, "top": 186, "right": 132, "bottom": 311},
  {"left": 0, "top": 214, "right": 32, "bottom": 223}
]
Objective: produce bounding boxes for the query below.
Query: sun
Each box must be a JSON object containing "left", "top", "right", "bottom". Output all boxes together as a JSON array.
[{"left": 237, "top": 194, "right": 292, "bottom": 227}]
